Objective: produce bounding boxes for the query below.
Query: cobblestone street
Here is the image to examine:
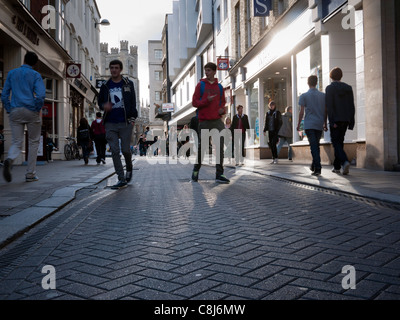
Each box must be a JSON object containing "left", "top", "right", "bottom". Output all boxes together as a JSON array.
[{"left": 0, "top": 157, "right": 400, "bottom": 302}]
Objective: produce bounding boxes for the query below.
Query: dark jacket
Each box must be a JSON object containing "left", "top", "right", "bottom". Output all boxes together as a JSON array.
[
  {"left": 77, "top": 125, "right": 92, "bottom": 147},
  {"left": 263, "top": 110, "right": 282, "bottom": 133},
  {"left": 231, "top": 114, "right": 250, "bottom": 134},
  {"left": 325, "top": 82, "right": 355, "bottom": 130},
  {"left": 98, "top": 77, "right": 138, "bottom": 123}
]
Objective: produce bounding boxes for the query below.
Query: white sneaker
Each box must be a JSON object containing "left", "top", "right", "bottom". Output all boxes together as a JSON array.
[{"left": 342, "top": 161, "right": 350, "bottom": 175}]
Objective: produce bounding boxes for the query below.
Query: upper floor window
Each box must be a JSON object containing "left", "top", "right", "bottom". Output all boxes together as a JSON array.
[
  {"left": 154, "top": 49, "right": 163, "bottom": 60},
  {"left": 154, "top": 71, "right": 163, "bottom": 81}
]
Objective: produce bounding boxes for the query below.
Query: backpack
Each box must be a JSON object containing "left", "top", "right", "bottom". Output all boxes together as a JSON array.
[{"left": 199, "top": 81, "right": 224, "bottom": 106}]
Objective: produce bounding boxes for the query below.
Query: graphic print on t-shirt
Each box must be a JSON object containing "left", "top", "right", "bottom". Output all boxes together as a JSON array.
[{"left": 109, "top": 87, "right": 124, "bottom": 109}]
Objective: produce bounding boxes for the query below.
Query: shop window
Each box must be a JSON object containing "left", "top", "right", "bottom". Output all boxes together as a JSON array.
[
  {"left": 295, "top": 40, "right": 323, "bottom": 141},
  {"left": 249, "top": 82, "right": 259, "bottom": 146}
]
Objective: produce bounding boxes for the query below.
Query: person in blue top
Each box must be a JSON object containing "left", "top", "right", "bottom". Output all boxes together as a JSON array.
[
  {"left": 1, "top": 51, "right": 46, "bottom": 183},
  {"left": 297, "top": 75, "right": 327, "bottom": 176}
]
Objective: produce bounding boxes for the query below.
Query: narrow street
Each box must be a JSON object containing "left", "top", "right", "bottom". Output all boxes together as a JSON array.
[{"left": 0, "top": 157, "right": 399, "bottom": 301}]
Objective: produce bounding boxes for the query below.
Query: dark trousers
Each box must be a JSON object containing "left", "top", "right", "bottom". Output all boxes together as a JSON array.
[
  {"left": 330, "top": 122, "right": 349, "bottom": 170},
  {"left": 268, "top": 131, "right": 279, "bottom": 159},
  {"left": 80, "top": 143, "right": 90, "bottom": 160},
  {"left": 305, "top": 129, "right": 323, "bottom": 169},
  {"left": 94, "top": 135, "right": 107, "bottom": 163},
  {"left": 194, "top": 119, "right": 225, "bottom": 177}
]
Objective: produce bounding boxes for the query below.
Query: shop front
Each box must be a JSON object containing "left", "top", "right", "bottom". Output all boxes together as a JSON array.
[{"left": 231, "top": 0, "right": 364, "bottom": 166}]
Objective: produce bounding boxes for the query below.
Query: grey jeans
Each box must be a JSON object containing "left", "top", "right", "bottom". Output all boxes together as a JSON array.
[
  {"left": 193, "top": 119, "right": 225, "bottom": 176},
  {"left": 105, "top": 122, "right": 133, "bottom": 181},
  {"left": 8, "top": 107, "right": 42, "bottom": 177}
]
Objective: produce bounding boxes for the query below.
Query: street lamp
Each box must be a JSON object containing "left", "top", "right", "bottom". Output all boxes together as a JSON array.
[{"left": 95, "top": 19, "right": 110, "bottom": 28}]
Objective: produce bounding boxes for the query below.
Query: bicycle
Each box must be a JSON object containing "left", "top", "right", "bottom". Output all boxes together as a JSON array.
[{"left": 64, "top": 137, "right": 81, "bottom": 160}]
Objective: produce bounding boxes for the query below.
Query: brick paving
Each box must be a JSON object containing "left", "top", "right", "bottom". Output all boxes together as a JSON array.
[{"left": 0, "top": 157, "right": 399, "bottom": 300}]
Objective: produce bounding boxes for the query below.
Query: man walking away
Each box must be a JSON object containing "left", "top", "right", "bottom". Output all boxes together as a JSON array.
[
  {"left": 297, "top": 75, "right": 327, "bottom": 176},
  {"left": 98, "top": 59, "right": 137, "bottom": 189},
  {"left": 1, "top": 51, "right": 46, "bottom": 182},
  {"left": 326, "top": 67, "right": 355, "bottom": 175},
  {"left": 277, "top": 106, "right": 293, "bottom": 161},
  {"left": 231, "top": 105, "right": 250, "bottom": 166},
  {"left": 91, "top": 112, "right": 107, "bottom": 165},
  {"left": 191, "top": 62, "right": 230, "bottom": 184},
  {"left": 263, "top": 101, "right": 282, "bottom": 164}
]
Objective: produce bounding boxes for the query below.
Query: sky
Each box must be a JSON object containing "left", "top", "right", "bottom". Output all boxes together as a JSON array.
[{"left": 95, "top": 0, "right": 174, "bottom": 105}]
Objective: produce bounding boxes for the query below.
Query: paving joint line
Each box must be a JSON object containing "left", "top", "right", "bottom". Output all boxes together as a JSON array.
[{"left": 242, "top": 167, "right": 400, "bottom": 211}]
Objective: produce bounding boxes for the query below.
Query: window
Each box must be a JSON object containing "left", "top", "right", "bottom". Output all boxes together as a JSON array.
[
  {"left": 223, "top": 0, "right": 228, "bottom": 21},
  {"left": 154, "top": 49, "right": 163, "bottom": 60},
  {"left": 216, "top": 6, "right": 221, "bottom": 32},
  {"left": 235, "top": 4, "right": 241, "bottom": 58},
  {"left": 154, "top": 71, "right": 162, "bottom": 81},
  {"left": 20, "top": 0, "right": 30, "bottom": 10},
  {"left": 155, "top": 91, "right": 162, "bottom": 101},
  {"left": 246, "top": 0, "right": 252, "bottom": 49}
]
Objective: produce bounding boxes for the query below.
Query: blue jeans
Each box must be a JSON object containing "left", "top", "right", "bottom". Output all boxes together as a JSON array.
[
  {"left": 277, "top": 136, "right": 293, "bottom": 160},
  {"left": 305, "top": 129, "right": 323, "bottom": 169}
]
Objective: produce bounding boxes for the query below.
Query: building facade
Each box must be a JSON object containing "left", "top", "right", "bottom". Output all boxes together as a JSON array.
[
  {"left": 148, "top": 40, "right": 164, "bottom": 132},
  {"left": 162, "top": 0, "right": 399, "bottom": 171},
  {"left": 0, "top": 0, "right": 103, "bottom": 163}
]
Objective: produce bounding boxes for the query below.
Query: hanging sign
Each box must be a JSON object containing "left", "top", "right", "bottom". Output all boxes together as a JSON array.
[
  {"left": 217, "top": 58, "right": 230, "bottom": 71},
  {"left": 254, "top": 0, "right": 272, "bottom": 17}
]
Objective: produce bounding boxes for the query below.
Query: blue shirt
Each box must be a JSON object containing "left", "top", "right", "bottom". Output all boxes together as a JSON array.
[
  {"left": 1, "top": 65, "right": 46, "bottom": 113},
  {"left": 299, "top": 88, "right": 326, "bottom": 131},
  {"left": 105, "top": 80, "right": 126, "bottom": 123}
]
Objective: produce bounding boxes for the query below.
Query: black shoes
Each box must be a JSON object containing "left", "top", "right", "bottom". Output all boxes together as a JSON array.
[
  {"left": 111, "top": 180, "right": 128, "bottom": 190},
  {"left": 126, "top": 171, "right": 133, "bottom": 183},
  {"left": 312, "top": 167, "right": 322, "bottom": 176},
  {"left": 191, "top": 171, "right": 199, "bottom": 182},
  {"left": 216, "top": 175, "right": 230, "bottom": 184},
  {"left": 3, "top": 159, "right": 12, "bottom": 182}
]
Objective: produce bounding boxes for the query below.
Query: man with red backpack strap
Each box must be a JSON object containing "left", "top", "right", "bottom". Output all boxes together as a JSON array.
[{"left": 191, "top": 62, "right": 230, "bottom": 184}]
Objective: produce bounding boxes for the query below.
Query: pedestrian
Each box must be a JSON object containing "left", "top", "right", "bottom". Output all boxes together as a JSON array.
[
  {"left": 263, "top": 101, "right": 282, "bottom": 164},
  {"left": 297, "top": 75, "right": 327, "bottom": 176},
  {"left": 231, "top": 105, "right": 250, "bottom": 166},
  {"left": 326, "top": 67, "right": 355, "bottom": 175},
  {"left": 0, "top": 125, "right": 4, "bottom": 166},
  {"left": 91, "top": 112, "right": 107, "bottom": 165},
  {"left": 224, "top": 117, "right": 233, "bottom": 165},
  {"left": 45, "top": 132, "right": 57, "bottom": 162},
  {"left": 1, "top": 51, "right": 46, "bottom": 182},
  {"left": 138, "top": 134, "right": 146, "bottom": 156},
  {"left": 277, "top": 106, "right": 293, "bottom": 161},
  {"left": 191, "top": 62, "right": 230, "bottom": 184},
  {"left": 98, "top": 59, "right": 137, "bottom": 189},
  {"left": 77, "top": 118, "right": 92, "bottom": 165}
]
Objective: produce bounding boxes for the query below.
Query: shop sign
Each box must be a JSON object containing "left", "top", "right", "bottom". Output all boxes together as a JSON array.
[
  {"left": 217, "top": 58, "right": 230, "bottom": 70},
  {"left": 12, "top": 16, "right": 40, "bottom": 46},
  {"left": 42, "top": 103, "right": 57, "bottom": 118},
  {"left": 254, "top": 0, "right": 272, "bottom": 17},
  {"left": 162, "top": 103, "right": 174, "bottom": 113},
  {"left": 66, "top": 63, "right": 81, "bottom": 79},
  {"left": 96, "top": 79, "right": 107, "bottom": 88}
]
